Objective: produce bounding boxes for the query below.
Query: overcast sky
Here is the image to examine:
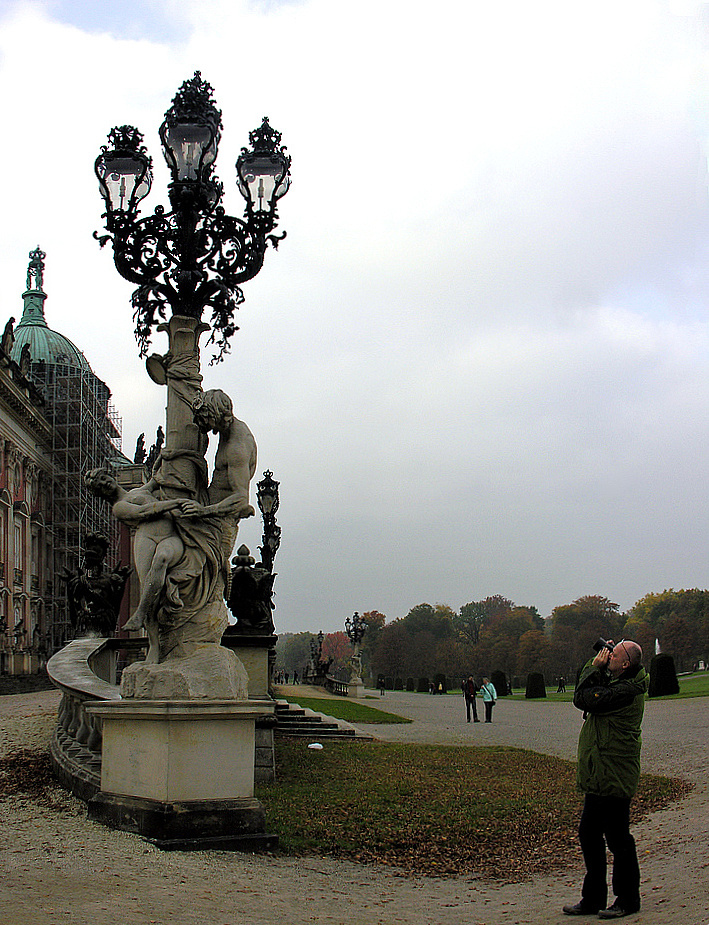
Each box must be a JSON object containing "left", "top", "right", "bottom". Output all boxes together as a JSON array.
[{"left": 1, "top": 0, "right": 709, "bottom": 633}]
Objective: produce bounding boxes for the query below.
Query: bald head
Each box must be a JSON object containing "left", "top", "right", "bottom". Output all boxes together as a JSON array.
[
  {"left": 606, "top": 638, "right": 643, "bottom": 678},
  {"left": 624, "top": 640, "right": 642, "bottom": 669}
]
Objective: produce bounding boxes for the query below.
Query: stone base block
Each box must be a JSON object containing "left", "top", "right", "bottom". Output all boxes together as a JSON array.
[
  {"left": 86, "top": 699, "right": 275, "bottom": 802},
  {"left": 254, "top": 720, "right": 276, "bottom": 783},
  {"left": 85, "top": 698, "right": 277, "bottom": 850},
  {"left": 120, "top": 644, "right": 248, "bottom": 700},
  {"left": 348, "top": 680, "right": 365, "bottom": 699},
  {"left": 88, "top": 792, "right": 278, "bottom": 851},
  {"left": 221, "top": 633, "right": 277, "bottom": 698}
]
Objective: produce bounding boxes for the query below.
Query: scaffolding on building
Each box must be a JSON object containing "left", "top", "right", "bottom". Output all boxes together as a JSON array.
[{"left": 31, "top": 358, "right": 123, "bottom": 650}]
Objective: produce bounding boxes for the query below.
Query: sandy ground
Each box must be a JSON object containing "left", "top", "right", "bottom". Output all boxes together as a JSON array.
[{"left": 1, "top": 686, "right": 708, "bottom": 925}]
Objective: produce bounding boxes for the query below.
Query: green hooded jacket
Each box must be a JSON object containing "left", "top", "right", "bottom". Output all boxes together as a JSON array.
[{"left": 573, "top": 658, "right": 649, "bottom": 799}]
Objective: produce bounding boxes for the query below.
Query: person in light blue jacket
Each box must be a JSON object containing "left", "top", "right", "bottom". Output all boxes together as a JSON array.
[{"left": 480, "top": 677, "right": 497, "bottom": 723}]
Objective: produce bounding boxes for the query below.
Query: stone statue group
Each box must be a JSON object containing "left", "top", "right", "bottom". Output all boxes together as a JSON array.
[
  {"left": 87, "top": 386, "right": 255, "bottom": 676},
  {"left": 85, "top": 315, "right": 259, "bottom": 698}
]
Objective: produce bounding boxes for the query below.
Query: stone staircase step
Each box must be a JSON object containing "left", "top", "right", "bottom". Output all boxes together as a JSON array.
[{"left": 274, "top": 700, "right": 372, "bottom": 740}]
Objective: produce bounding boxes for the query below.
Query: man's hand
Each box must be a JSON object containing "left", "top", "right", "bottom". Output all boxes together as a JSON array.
[
  {"left": 179, "top": 500, "right": 207, "bottom": 518},
  {"left": 592, "top": 644, "right": 613, "bottom": 669}
]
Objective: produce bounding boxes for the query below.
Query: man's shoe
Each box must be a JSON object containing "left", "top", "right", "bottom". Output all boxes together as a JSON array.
[
  {"left": 562, "top": 901, "right": 600, "bottom": 916},
  {"left": 598, "top": 901, "right": 639, "bottom": 918}
]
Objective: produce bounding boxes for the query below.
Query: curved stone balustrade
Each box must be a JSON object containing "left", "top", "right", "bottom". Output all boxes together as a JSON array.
[
  {"left": 46, "top": 636, "right": 278, "bottom": 795},
  {"left": 46, "top": 637, "right": 146, "bottom": 801},
  {"left": 324, "top": 675, "right": 349, "bottom": 696}
]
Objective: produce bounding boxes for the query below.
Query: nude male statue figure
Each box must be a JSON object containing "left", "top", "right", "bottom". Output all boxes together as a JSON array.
[{"left": 182, "top": 389, "right": 257, "bottom": 563}]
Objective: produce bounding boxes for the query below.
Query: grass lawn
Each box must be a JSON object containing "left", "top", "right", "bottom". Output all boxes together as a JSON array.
[
  {"left": 257, "top": 739, "right": 689, "bottom": 880},
  {"left": 284, "top": 696, "right": 411, "bottom": 724},
  {"left": 507, "top": 688, "right": 575, "bottom": 703}
]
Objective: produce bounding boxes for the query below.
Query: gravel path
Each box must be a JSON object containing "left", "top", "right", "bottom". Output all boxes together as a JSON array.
[{"left": 1, "top": 687, "right": 707, "bottom": 925}]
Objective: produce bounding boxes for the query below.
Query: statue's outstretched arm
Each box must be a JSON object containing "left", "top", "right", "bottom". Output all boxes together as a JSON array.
[{"left": 112, "top": 496, "right": 184, "bottom": 525}]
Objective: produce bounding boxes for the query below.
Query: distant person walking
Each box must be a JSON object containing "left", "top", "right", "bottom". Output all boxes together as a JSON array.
[
  {"left": 377, "top": 676, "right": 385, "bottom": 696},
  {"left": 563, "top": 638, "right": 648, "bottom": 920},
  {"left": 480, "top": 677, "right": 497, "bottom": 723},
  {"left": 463, "top": 676, "right": 480, "bottom": 723}
]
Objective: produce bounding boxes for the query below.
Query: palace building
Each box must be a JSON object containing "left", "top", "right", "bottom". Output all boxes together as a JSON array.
[{"left": 1, "top": 248, "right": 130, "bottom": 673}]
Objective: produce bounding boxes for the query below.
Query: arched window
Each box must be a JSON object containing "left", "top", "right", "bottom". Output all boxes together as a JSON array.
[{"left": 14, "top": 520, "right": 22, "bottom": 573}]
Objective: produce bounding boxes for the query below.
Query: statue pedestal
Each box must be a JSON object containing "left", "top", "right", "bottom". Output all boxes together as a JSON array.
[
  {"left": 221, "top": 632, "right": 277, "bottom": 698},
  {"left": 221, "top": 633, "right": 278, "bottom": 783},
  {"left": 86, "top": 699, "right": 277, "bottom": 850},
  {"left": 348, "top": 679, "right": 365, "bottom": 699}
]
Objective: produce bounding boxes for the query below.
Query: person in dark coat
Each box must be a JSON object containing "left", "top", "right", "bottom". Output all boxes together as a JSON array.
[
  {"left": 462, "top": 676, "right": 480, "bottom": 722},
  {"left": 563, "top": 639, "right": 649, "bottom": 920}
]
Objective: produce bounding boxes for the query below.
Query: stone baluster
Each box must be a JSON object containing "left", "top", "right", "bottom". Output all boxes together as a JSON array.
[
  {"left": 86, "top": 714, "right": 103, "bottom": 754},
  {"left": 75, "top": 705, "right": 92, "bottom": 747}
]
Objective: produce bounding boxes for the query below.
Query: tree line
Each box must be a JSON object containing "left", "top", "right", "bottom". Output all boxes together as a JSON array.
[{"left": 276, "top": 589, "right": 709, "bottom": 687}]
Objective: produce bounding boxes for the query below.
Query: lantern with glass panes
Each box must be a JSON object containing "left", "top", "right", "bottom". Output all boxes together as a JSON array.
[{"left": 94, "top": 72, "right": 291, "bottom": 361}]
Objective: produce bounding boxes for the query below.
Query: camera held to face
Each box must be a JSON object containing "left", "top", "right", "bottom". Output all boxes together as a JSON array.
[{"left": 592, "top": 637, "right": 615, "bottom": 653}]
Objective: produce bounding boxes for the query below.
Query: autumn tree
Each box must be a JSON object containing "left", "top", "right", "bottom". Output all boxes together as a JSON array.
[
  {"left": 629, "top": 589, "right": 709, "bottom": 668},
  {"left": 435, "top": 636, "right": 470, "bottom": 680},
  {"left": 456, "top": 595, "right": 516, "bottom": 643},
  {"left": 359, "top": 610, "right": 386, "bottom": 680},
  {"left": 516, "top": 628, "right": 550, "bottom": 677},
  {"left": 370, "top": 620, "right": 416, "bottom": 680},
  {"left": 549, "top": 595, "right": 624, "bottom": 677},
  {"left": 659, "top": 613, "right": 697, "bottom": 672},
  {"left": 621, "top": 615, "right": 656, "bottom": 665},
  {"left": 402, "top": 603, "right": 455, "bottom": 639},
  {"left": 473, "top": 604, "right": 542, "bottom": 679},
  {"left": 321, "top": 631, "right": 354, "bottom": 678},
  {"left": 368, "top": 604, "right": 458, "bottom": 681},
  {"left": 455, "top": 601, "right": 488, "bottom": 645}
]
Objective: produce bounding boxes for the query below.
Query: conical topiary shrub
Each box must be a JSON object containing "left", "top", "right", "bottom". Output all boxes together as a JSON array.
[
  {"left": 525, "top": 672, "right": 547, "bottom": 699},
  {"left": 491, "top": 670, "right": 508, "bottom": 697},
  {"left": 649, "top": 653, "right": 680, "bottom": 697}
]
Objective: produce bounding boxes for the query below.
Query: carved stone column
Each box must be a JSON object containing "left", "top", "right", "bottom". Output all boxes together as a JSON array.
[{"left": 146, "top": 315, "right": 209, "bottom": 502}]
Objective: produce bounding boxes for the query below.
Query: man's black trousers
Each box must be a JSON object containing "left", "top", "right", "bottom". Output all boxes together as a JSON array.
[{"left": 579, "top": 793, "right": 640, "bottom": 911}]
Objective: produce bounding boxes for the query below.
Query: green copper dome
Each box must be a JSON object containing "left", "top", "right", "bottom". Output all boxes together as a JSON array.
[{"left": 10, "top": 247, "right": 92, "bottom": 373}]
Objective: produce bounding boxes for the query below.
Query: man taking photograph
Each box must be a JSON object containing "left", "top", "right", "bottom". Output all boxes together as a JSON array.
[{"left": 563, "top": 638, "right": 648, "bottom": 919}]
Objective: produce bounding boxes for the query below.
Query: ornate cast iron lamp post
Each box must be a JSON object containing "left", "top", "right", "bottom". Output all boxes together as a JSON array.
[
  {"left": 94, "top": 71, "right": 291, "bottom": 363},
  {"left": 92, "top": 72, "right": 292, "bottom": 667},
  {"left": 81, "top": 74, "right": 291, "bottom": 851},
  {"left": 345, "top": 611, "right": 367, "bottom": 691},
  {"left": 256, "top": 470, "right": 281, "bottom": 573},
  {"left": 223, "top": 471, "right": 280, "bottom": 636},
  {"left": 94, "top": 70, "right": 291, "bottom": 514},
  {"left": 345, "top": 611, "right": 366, "bottom": 648}
]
